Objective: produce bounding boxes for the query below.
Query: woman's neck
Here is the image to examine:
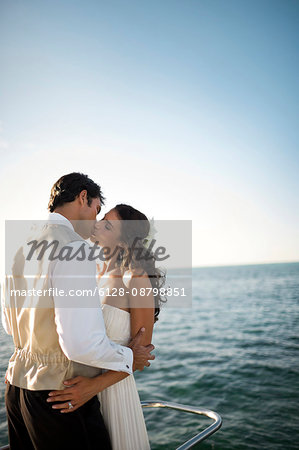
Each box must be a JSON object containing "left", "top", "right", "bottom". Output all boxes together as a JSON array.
[{"left": 105, "top": 247, "right": 121, "bottom": 273}]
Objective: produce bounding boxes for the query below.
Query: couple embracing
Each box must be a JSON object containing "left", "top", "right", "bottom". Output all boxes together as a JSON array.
[{"left": 2, "top": 172, "right": 165, "bottom": 450}]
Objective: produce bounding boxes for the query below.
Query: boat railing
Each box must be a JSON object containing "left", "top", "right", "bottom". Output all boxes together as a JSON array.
[
  {"left": 0, "top": 401, "right": 222, "bottom": 450},
  {"left": 141, "top": 401, "right": 222, "bottom": 449}
]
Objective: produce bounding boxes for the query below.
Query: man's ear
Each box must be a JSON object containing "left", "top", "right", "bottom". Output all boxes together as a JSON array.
[{"left": 78, "top": 190, "right": 88, "bottom": 205}]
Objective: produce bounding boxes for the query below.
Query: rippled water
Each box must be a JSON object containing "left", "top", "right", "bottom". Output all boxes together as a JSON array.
[{"left": 1, "top": 263, "right": 299, "bottom": 449}]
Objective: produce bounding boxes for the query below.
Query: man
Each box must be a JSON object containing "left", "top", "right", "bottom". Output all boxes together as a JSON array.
[{"left": 2, "top": 172, "right": 155, "bottom": 450}]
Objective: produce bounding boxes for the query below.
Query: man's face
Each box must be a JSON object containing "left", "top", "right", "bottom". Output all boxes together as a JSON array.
[{"left": 77, "top": 197, "right": 101, "bottom": 239}]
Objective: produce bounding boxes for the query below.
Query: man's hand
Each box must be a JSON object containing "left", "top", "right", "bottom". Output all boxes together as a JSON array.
[{"left": 128, "top": 327, "right": 155, "bottom": 371}]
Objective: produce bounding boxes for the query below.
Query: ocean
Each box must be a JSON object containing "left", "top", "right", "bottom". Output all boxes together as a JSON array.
[{"left": 1, "top": 262, "right": 299, "bottom": 449}]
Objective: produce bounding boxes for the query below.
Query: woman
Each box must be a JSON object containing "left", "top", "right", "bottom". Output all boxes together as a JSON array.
[{"left": 47, "top": 204, "right": 166, "bottom": 450}]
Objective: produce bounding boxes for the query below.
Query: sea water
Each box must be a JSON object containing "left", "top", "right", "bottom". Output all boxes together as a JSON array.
[{"left": 1, "top": 262, "right": 298, "bottom": 449}]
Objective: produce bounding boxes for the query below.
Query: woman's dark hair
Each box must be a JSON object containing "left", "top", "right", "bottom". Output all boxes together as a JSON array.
[
  {"left": 114, "top": 204, "right": 166, "bottom": 322},
  {"left": 48, "top": 172, "right": 105, "bottom": 212}
]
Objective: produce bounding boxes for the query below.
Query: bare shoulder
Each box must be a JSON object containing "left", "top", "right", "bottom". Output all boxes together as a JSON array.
[
  {"left": 123, "top": 269, "right": 154, "bottom": 309},
  {"left": 123, "top": 269, "right": 152, "bottom": 290}
]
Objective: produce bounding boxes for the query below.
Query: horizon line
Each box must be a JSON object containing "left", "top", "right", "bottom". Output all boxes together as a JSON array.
[{"left": 192, "top": 259, "right": 299, "bottom": 269}]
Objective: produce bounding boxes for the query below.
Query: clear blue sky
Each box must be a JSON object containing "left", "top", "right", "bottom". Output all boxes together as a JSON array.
[{"left": 0, "top": 0, "right": 298, "bottom": 266}]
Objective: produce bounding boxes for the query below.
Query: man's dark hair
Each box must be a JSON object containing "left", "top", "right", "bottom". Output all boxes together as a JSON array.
[{"left": 48, "top": 172, "right": 105, "bottom": 212}]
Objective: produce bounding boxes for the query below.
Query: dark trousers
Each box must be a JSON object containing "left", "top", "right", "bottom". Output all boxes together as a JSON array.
[{"left": 5, "top": 382, "right": 112, "bottom": 450}]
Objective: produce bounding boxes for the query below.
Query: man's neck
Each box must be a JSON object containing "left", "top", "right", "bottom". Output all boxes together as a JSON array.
[{"left": 53, "top": 208, "right": 79, "bottom": 223}]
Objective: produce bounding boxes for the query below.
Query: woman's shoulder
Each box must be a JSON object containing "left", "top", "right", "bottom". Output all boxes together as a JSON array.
[
  {"left": 123, "top": 269, "right": 150, "bottom": 289},
  {"left": 123, "top": 270, "right": 155, "bottom": 309}
]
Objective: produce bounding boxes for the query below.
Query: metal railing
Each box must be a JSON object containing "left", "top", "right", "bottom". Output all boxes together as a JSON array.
[
  {"left": 141, "top": 401, "right": 222, "bottom": 449},
  {"left": 0, "top": 401, "right": 222, "bottom": 450}
]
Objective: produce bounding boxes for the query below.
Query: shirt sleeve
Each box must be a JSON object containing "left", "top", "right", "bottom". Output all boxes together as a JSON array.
[{"left": 50, "top": 241, "right": 133, "bottom": 374}]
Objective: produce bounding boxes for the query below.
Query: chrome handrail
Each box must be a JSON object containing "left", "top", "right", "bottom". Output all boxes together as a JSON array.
[
  {"left": 0, "top": 401, "right": 222, "bottom": 450},
  {"left": 141, "top": 401, "right": 222, "bottom": 449}
]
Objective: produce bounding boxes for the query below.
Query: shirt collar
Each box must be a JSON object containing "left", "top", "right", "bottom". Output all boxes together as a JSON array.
[{"left": 48, "top": 212, "right": 74, "bottom": 232}]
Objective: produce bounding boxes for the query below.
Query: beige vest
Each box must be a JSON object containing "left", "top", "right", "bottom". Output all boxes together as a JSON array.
[{"left": 4, "top": 222, "right": 101, "bottom": 390}]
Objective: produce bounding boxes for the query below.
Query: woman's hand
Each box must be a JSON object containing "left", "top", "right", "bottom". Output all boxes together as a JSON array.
[{"left": 47, "top": 375, "right": 102, "bottom": 413}]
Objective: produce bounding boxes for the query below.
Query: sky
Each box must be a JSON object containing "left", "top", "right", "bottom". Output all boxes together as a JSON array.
[{"left": 0, "top": 0, "right": 298, "bottom": 268}]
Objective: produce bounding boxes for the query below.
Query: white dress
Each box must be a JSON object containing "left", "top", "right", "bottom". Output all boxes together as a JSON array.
[{"left": 97, "top": 304, "right": 150, "bottom": 450}]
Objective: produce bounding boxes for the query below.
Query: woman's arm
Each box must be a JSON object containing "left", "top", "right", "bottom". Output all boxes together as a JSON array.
[
  {"left": 47, "top": 371, "right": 129, "bottom": 413},
  {"left": 127, "top": 274, "right": 155, "bottom": 348}
]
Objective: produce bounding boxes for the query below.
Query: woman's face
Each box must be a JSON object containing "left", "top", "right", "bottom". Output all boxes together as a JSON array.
[{"left": 90, "top": 208, "right": 123, "bottom": 249}]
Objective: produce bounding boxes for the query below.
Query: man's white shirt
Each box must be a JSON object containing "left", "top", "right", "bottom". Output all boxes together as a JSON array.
[{"left": 1, "top": 212, "right": 133, "bottom": 374}]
